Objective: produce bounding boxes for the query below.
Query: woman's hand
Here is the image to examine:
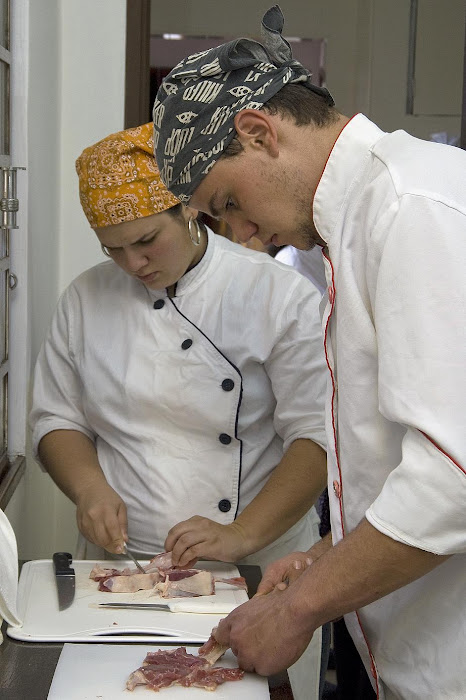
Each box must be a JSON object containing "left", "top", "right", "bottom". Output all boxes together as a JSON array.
[
  {"left": 256, "top": 551, "right": 313, "bottom": 596},
  {"left": 165, "top": 516, "right": 249, "bottom": 567},
  {"left": 75, "top": 481, "right": 128, "bottom": 554}
]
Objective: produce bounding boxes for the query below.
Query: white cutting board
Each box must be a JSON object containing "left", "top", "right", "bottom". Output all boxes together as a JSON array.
[
  {"left": 47, "top": 644, "right": 270, "bottom": 699},
  {"left": 8, "top": 560, "right": 248, "bottom": 643}
]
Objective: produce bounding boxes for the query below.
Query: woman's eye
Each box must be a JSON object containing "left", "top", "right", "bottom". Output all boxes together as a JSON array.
[
  {"left": 225, "top": 198, "right": 235, "bottom": 210},
  {"left": 140, "top": 235, "right": 156, "bottom": 246}
]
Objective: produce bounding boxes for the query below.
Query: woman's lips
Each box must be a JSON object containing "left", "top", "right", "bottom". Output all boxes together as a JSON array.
[{"left": 137, "top": 271, "right": 158, "bottom": 283}]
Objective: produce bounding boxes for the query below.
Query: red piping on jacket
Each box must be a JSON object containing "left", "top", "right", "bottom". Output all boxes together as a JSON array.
[
  {"left": 322, "top": 250, "right": 381, "bottom": 699},
  {"left": 315, "top": 113, "right": 359, "bottom": 208},
  {"left": 317, "top": 115, "right": 382, "bottom": 698},
  {"left": 321, "top": 251, "right": 345, "bottom": 535},
  {"left": 420, "top": 431, "right": 465, "bottom": 476},
  {"left": 355, "top": 610, "right": 381, "bottom": 697}
]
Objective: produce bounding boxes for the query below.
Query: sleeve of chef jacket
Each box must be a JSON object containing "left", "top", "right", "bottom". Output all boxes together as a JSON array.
[
  {"left": 366, "top": 195, "right": 466, "bottom": 555},
  {"left": 264, "top": 273, "right": 327, "bottom": 454},
  {"left": 29, "top": 283, "right": 96, "bottom": 467}
]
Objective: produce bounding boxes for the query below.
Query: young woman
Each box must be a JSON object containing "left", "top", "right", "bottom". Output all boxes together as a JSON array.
[{"left": 30, "top": 122, "right": 328, "bottom": 699}]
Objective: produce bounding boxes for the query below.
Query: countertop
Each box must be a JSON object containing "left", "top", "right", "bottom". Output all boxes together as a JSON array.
[{"left": 0, "top": 563, "right": 293, "bottom": 699}]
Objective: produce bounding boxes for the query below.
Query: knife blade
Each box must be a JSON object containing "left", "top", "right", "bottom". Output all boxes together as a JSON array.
[
  {"left": 98, "top": 601, "right": 238, "bottom": 614},
  {"left": 53, "top": 551, "right": 76, "bottom": 611},
  {"left": 122, "top": 544, "right": 146, "bottom": 574}
]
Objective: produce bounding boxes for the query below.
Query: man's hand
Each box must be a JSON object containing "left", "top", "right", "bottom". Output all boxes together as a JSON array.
[
  {"left": 75, "top": 481, "right": 128, "bottom": 554},
  {"left": 256, "top": 551, "right": 313, "bottom": 595},
  {"left": 213, "top": 584, "right": 315, "bottom": 675},
  {"left": 165, "top": 516, "right": 249, "bottom": 567}
]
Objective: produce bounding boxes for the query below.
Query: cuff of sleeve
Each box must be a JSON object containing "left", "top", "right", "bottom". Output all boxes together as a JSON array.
[
  {"left": 283, "top": 428, "right": 326, "bottom": 454},
  {"left": 366, "top": 429, "right": 466, "bottom": 555}
]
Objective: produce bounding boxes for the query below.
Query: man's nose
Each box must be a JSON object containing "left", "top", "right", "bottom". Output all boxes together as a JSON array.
[{"left": 228, "top": 217, "right": 258, "bottom": 244}]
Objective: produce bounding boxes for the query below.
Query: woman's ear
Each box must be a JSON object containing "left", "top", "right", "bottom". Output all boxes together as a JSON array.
[
  {"left": 184, "top": 205, "right": 199, "bottom": 220},
  {"left": 233, "top": 109, "right": 279, "bottom": 157}
]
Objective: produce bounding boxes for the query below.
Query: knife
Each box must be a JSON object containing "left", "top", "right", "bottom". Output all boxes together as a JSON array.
[
  {"left": 53, "top": 551, "right": 76, "bottom": 611},
  {"left": 98, "top": 601, "right": 237, "bottom": 614},
  {"left": 122, "top": 544, "right": 146, "bottom": 574}
]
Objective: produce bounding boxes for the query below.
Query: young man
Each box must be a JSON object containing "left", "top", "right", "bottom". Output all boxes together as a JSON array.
[{"left": 152, "top": 6, "right": 466, "bottom": 699}]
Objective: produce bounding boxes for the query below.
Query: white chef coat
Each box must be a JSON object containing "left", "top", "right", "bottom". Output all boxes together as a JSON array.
[
  {"left": 30, "top": 227, "right": 326, "bottom": 560},
  {"left": 275, "top": 245, "right": 327, "bottom": 295},
  {"left": 314, "top": 113, "right": 466, "bottom": 699}
]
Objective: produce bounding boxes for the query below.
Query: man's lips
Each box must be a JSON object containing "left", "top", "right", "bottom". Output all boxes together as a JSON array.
[{"left": 263, "top": 234, "right": 278, "bottom": 247}]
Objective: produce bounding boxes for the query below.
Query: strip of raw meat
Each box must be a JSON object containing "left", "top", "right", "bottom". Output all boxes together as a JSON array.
[
  {"left": 179, "top": 665, "right": 244, "bottom": 689},
  {"left": 144, "top": 551, "right": 174, "bottom": 573},
  {"left": 91, "top": 552, "right": 174, "bottom": 582},
  {"left": 126, "top": 647, "right": 211, "bottom": 691},
  {"left": 126, "top": 647, "right": 244, "bottom": 692},
  {"left": 198, "top": 631, "right": 230, "bottom": 665},
  {"left": 89, "top": 565, "right": 133, "bottom": 581},
  {"left": 98, "top": 572, "right": 160, "bottom": 593},
  {"left": 156, "top": 569, "right": 214, "bottom": 598},
  {"left": 214, "top": 576, "right": 248, "bottom": 591}
]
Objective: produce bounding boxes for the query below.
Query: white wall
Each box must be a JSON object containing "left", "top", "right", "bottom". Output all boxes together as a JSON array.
[{"left": 6, "top": 0, "right": 126, "bottom": 559}]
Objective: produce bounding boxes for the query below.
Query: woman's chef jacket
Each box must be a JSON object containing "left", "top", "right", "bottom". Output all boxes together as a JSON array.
[
  {"left": 30, "top": 228, "right": 327, "bottom": 558},
  {"left": 314, "top": 113, "right": 466, "bottom": 699}
]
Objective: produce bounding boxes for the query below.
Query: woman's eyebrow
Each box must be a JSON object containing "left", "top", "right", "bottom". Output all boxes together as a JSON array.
[{"left": 104, "top": 228, "right": 158, "bottom": 250}]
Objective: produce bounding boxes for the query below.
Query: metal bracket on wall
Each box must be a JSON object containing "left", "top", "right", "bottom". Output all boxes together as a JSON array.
[{"left": 1, "top": 166, "right": 26, "bottom": 229}]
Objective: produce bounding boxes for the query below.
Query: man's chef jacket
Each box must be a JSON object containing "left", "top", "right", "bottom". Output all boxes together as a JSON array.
[
  {"left": 30, "top": 228, "right": 327, "bottom": 557},
  {"left": 314, "top": 113, "right": 466, "bottom": 699}
]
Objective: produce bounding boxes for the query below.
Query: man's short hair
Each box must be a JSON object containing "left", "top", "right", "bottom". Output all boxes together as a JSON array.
[
  {"left": 223, "top": 84, "right": 338, "bottom": 158},
  {"left": 262, "top": 84, "right": 339, "bottom": 128}
]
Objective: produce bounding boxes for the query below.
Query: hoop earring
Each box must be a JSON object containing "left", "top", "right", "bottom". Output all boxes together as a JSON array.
[
  {"left": 101, "top": 243, "right": 111, "bottom": 257},
  {"left": 188, "top": 217, "right": 201, "bottom": 246}
]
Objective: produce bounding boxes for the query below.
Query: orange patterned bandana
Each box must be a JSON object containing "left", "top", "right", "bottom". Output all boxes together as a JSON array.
[{"left": 76, "top": 123, "right": 180, "bottom": 229}]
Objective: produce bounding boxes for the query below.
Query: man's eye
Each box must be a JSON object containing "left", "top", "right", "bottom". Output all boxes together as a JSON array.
[{"left": 225, "top": 198, "right": 235, "bottom": 210}]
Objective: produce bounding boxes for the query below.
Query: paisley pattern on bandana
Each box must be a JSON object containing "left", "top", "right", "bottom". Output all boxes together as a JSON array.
[
  {"left": 153, "top": 5, "right": 333, "bottom": 203},
  {"left": 76, "top": 122, "right": 180, "bottom": 228}
]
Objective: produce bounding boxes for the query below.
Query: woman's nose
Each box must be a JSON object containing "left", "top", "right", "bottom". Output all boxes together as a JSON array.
[{"left": 123, "top": 247, "right": 148, "bottom": 272}]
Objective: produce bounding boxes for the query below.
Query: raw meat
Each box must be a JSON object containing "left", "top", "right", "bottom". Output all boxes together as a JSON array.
[
  {"left": 98, "top": 572, "right": 161, "bottom": 593},
  {"left": 215, "top": 576, "right": 248, "bottom": 591},
  {"left": 89, "top": 565, "right": 133, "bottom": 581},
  {"left": 126, "top": 647, "right": 244, "bottom": 692},
  {"left": 156, "top": 569, "right": 215, "bottom": 598},
  {"left": 144, "top": 552, "right": 174, "bottom": 573},
  {"left": 90, "top": 551, "right": 246, "bottom": 598},
  {"left": 198, "top": 631, "right": 230, "bottom": 665}
]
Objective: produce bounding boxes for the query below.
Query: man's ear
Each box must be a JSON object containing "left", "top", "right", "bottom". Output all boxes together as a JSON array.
[{"left": 233, "top": 110, "right": 279, "bottom": 157}]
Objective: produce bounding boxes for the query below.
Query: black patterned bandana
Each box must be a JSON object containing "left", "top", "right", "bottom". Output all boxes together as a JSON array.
[{"left": 153, "top": 4, "right": 334, "bottom": 203}]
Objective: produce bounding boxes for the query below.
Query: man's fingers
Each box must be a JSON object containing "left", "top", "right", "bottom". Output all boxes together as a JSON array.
[
  {"left": 256, "top": 578, "right": 275, "bottom": 596},
  {"left": 275, "top": 582, "right": 288, "bottom": 591},
  {"left": 213, "top": 616, "right": 231, "bottom": 646}
]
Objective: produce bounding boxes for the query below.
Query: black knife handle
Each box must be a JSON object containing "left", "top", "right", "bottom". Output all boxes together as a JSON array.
[{"left": 53, "top": 551, "right": 75, "bottom": 575}]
